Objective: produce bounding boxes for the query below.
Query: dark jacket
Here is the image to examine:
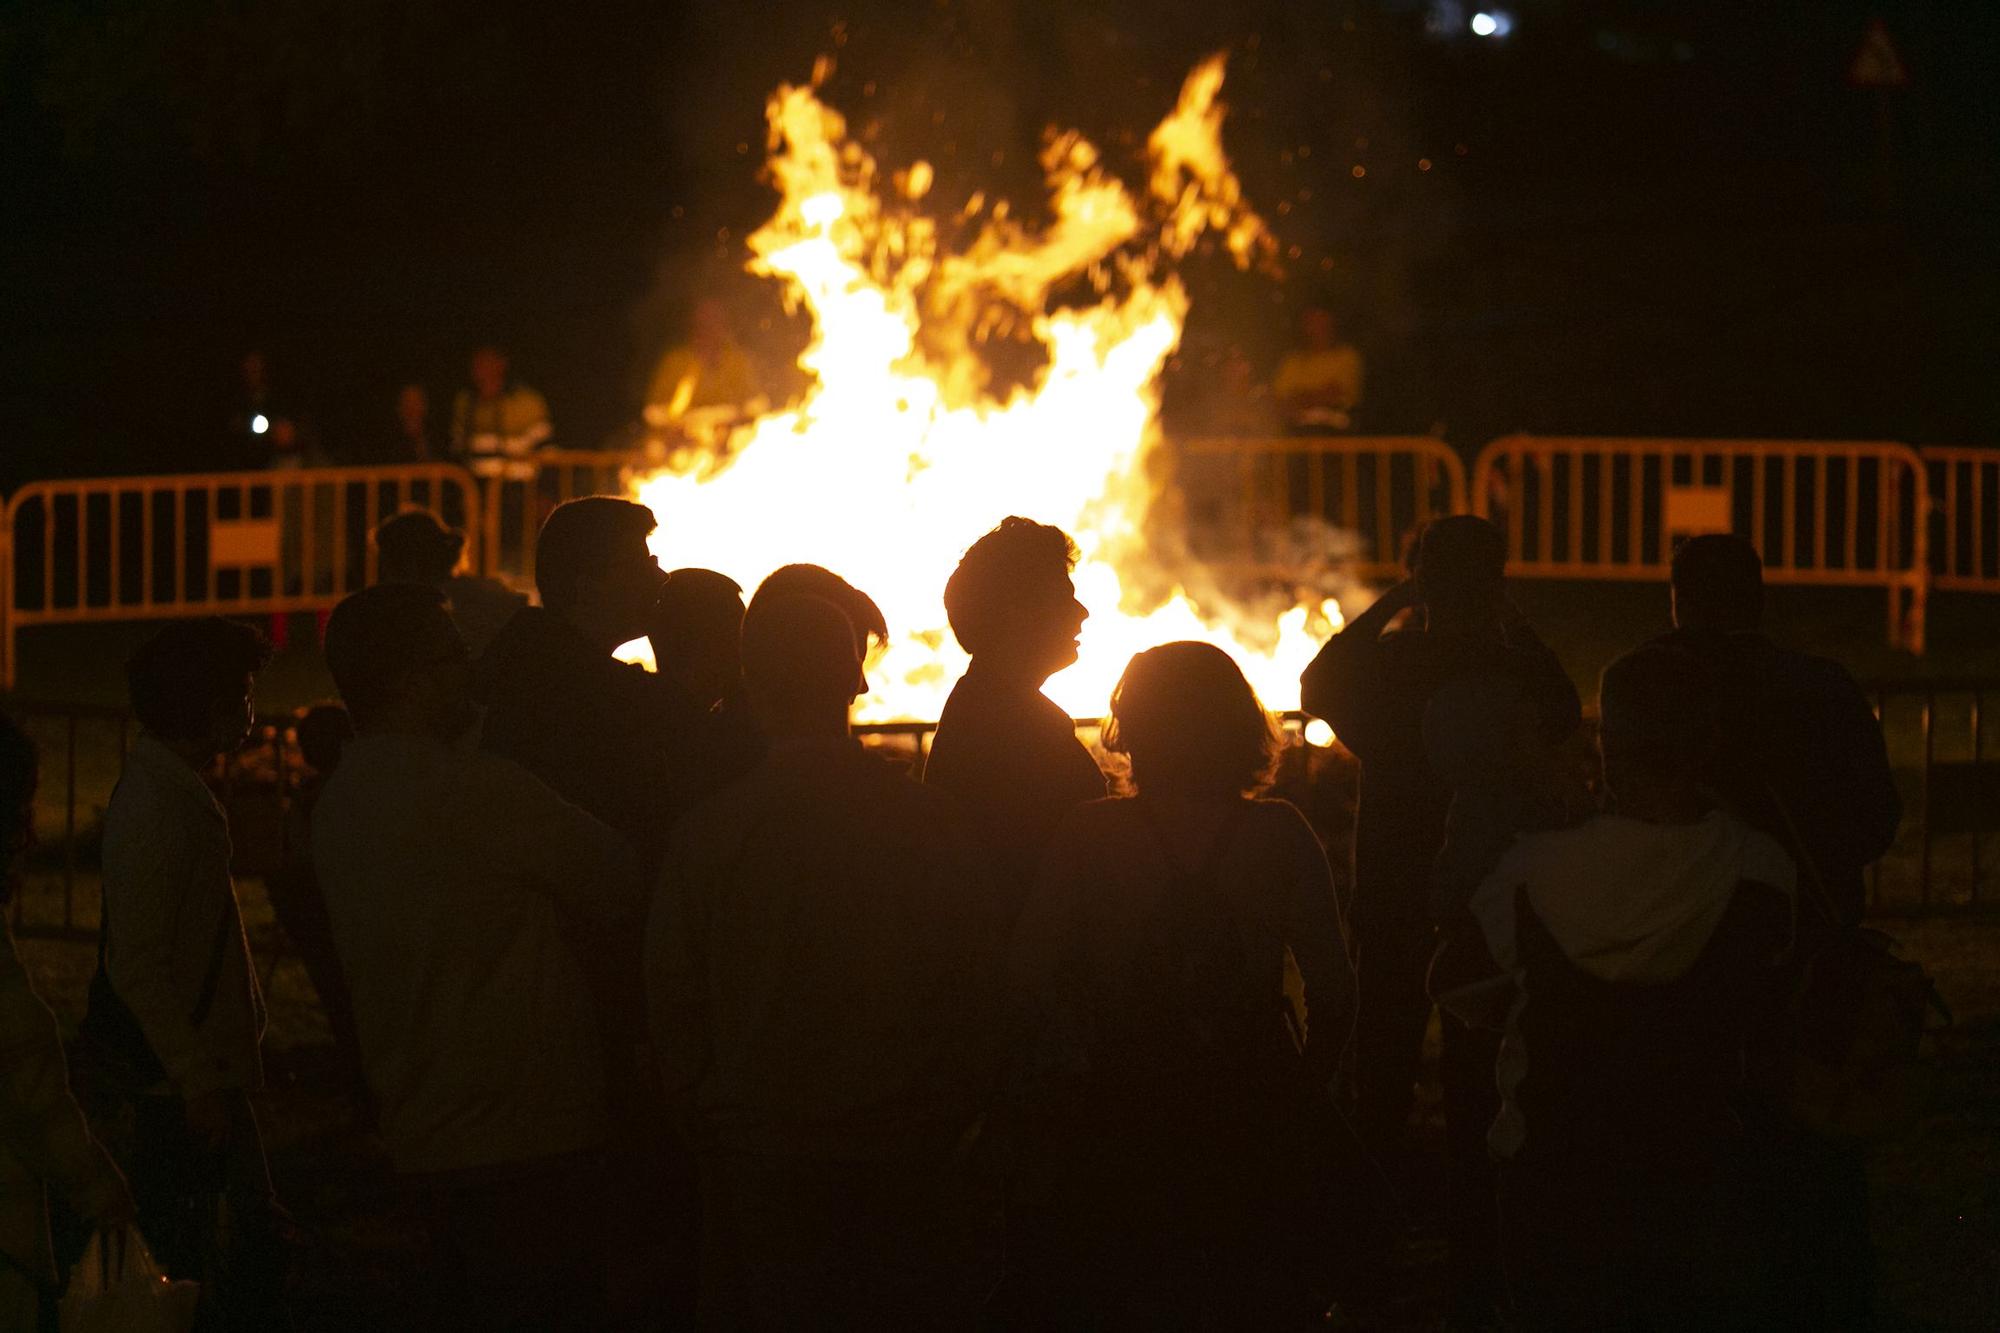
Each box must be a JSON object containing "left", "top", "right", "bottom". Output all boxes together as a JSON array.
[
  {"left": 1301, "top": 620, "right": 1580, "bottom": 922},
  {"left": 1657, "top": 628, "right": 1900, "bottom": 931},
  {"left": 478, "top": 606, "right": 701, "bottom": 873},
  {"left": 923, "top": 661, "right": 1108, "bottom": 907}
]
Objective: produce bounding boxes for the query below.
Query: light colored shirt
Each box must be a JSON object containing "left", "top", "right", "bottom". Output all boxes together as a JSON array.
[
  {"left": 645, "top": 341, "right": 760, "bottom": 420},
  {"left": 100, "top": 735, "right": 265, "bottom": 1098},
  {"left": 1467, "top": 810, "right": 1795, "bottom": 1158},
  {"left": 312, "top": 734, "right": 640, "bottom": 1175}
]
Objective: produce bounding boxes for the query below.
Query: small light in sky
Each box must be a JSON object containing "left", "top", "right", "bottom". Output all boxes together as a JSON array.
[
  {"left": 1471, "top": 11, "right": 1513, "bottom": 38},
  {"left": 1304, "top": 719, "right": 1335, "bottom": 748},
  {"left": 250, "top": 414, "right": 269, "bottom": 435}
]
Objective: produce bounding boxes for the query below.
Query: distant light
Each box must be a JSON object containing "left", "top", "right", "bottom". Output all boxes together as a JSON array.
[
  {"left": 251, "top": 414, "right": 269, "bottom": 435},
  {"left": 1471, "top": 12, "right": 1512, "bottom": 37},
  {"left": 1304, "top": 719, "right": 1335, "bottom": 748}
]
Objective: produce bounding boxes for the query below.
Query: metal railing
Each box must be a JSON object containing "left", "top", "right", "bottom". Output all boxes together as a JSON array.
[
  {"left": 4, "top": 701, "right": 306, "bottom": 941},
  {"left": 2, "top": 464, "right": 480, "bottom": 689},
  {"left": 1179, "top": 435, "right": 1467, "bottom": 579},
  {"left": 1870, "top": 677, "right": 1999, "bottom": 914},
  {"left": 1472, "top": 436, "right": 1930, "bottom": 651},
  {"left": 1922, "top": 446, "right": 2000, "bottom": 594}
]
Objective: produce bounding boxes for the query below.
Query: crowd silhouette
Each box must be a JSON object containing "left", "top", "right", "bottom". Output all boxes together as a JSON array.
[{"left": 0, "top": 504, "right": 1910, "bottom": 1331}]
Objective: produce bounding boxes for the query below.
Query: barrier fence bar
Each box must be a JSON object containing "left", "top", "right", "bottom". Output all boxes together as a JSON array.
[
  {"left": 1177, "top": 435, "right": 1468, "bottom": 580},
  {"left": 2, "top": 464, "right": 480, "bottom": 690},
  {"left": 1869, "top": 677, "right": 2000, "bottom": 915},
  {"left": 1922, "top": 446, "right": 2000, "bottom": 594},
  {"left": 1472, "top": 435, "right": 1930, "bottom": 651}
]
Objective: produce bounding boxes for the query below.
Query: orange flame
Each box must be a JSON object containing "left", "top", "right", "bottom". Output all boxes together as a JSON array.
[{"left": 630, "top": 55, "right": 1341, "bottom": 722}]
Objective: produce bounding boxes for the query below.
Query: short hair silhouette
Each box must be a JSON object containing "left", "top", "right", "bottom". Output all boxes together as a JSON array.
[
  {"left": 655, "top": 568, "right": 746, "bottom": 664},
  {"left": 1, "top": 712, "right": 35, "bottom": 864},
  {"left": 1413, "top": 515, "right": 1506, "bottom": 615},
  {"left": 943, "top": 517, "right": 1078, "bottom": 656},
  {"left": 535, "top": 497, "right": 658, "bottom": 613},
  {"left": 324, "top": 584, "right": 465, "bottom": 726},
  {"left": 1598, "top": 643, "right": 1719, "bottom": 775},
  {"left": 295, "top": 703, "right": 355, "bottom": 776},
  {"left": 752, "top": 565, "right": 886, "bottom": 655},
  {"left": 740, "top": 594, "right": 861, "bottom": 715},
  {"left": 374, "top": 510, "right": 466, "bottom": 584},
  {"left": 1105, "top": 641, "right": 1282, "bottom": 798},
  {"left": 127, "top": 618, "right": 272, "bottom": 742},
  {"left": 1671, "top": 533, "right": 1764, "bottom": 632}
]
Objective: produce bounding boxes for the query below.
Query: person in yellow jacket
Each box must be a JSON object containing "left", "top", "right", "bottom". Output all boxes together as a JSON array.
[
  {"left": 451, "top": 346, "right": 552, "bottom": 479},
  {"left": 0, "top": 714, "right": 133, "bottom": 1329},
  {"left": 644, "top": 299, "right": 763, "bottom": 441}
]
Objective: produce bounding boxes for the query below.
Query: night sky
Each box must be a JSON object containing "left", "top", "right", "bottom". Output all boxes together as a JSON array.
[{"left": 3, "top": 0, "right": 1995, "bottom": 491}]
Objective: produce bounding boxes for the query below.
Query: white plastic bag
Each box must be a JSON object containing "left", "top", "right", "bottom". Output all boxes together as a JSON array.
[{"left": 58, "top": 1227, "right": 200, "bottom": 1333}]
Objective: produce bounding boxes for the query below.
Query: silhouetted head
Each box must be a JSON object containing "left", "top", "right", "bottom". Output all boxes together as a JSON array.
[
  {"left": 470, "top": 346, "right": 508, "bottom": 398},
  {"left": 535, "top": 497, "right": 666, "bottom": 651},
  {"left": 740, "top": 594, "right": 860, "bottom": 737},
  {"left": 751, "top": 565, "right": 885, "bottom": 694},
  {"left": 1597, "top": 643, "right": 1719, "bottom": 822},
  {"left": 656, "top": 568, "right": 746, "bottom": 710},
  {"left": 1414, "top": 515, "right": 1507, "bottom": 629},
  {"left": 374, "top": 509, "right": 466, "bottom": 585},
  {"left": 396, "top": 384, "right": 428, "bottom": 436},
  {"left": 944, "top": 517, "right": 1087, "bottom": 686},
  {"left": 128, "top": 618, "right": 271, "bottom": 758},
  {"left": 324, "top": 584, "right": 476, "bottom": 740},
  {"left": 294, "top": 703, "right": 355, "bottom": 777},
  {"left": 1300, "top": 305, "right": 1338, "bottom": 349},
  {"left": 1105, "top": 641, "right": 1281, "bottom": 799},
  {"left": 1, "top": 713, "right": 35, "bottom": 872},
  {"left": 1671, "top": 533, "right": 1764, "bottom": 634}
]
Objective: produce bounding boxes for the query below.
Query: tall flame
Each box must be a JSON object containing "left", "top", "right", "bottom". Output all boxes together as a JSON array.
[{"left": 632, "top": 55, "right": 1341, "bottom": 722}]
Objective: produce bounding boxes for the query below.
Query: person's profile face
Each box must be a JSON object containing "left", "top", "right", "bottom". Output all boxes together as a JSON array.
[
  {"left": 1017, "top": 573, "right": 1087, "bottom": 678},
  {"left": 1301, "top": 308, "right": 1336, "bottom": 347},
  {"left": 595, "top": 540, "right": 669, "bottom": 644},
  {"left": 207, "top": 678, "right": 256, "bottom": 757}
]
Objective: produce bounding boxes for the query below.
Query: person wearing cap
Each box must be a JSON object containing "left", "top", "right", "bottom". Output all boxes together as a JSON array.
[{"left": 372, "top": 509, "right": 527, "bottom": 662}]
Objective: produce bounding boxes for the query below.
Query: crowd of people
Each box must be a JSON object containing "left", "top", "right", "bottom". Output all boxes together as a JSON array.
[{"left": 0, "top": 503, "right": 1903, "bottom": 1330}]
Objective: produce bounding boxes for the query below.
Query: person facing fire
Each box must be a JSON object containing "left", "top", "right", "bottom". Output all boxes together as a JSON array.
[
  {"left": 924, "top": 518, "right": 1108, "bottom": 905},
  {"left": 1300, "top": 514, "right": 1579, "bottom": 1326},
  {"left": 646, "top": 591, "right": 1003, "bottom": 1326},
  {"left": 1273, "top": 304, "right": 1364, "bottom": 434},
  {"left": 450, "top": 344, "right": 552, "bottom": 478}
]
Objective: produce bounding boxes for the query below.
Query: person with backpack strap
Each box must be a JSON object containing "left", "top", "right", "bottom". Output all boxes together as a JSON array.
[{"left": 1008, "top": 642, "right": 1353, "bottom": 1326}]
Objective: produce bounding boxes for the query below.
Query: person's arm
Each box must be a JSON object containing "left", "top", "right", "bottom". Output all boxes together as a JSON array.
[
  {"left": 102, "top": 813, "right": 230, "bottom": 1097},
  {"left": 1265, "top": 803, "right": 1355, "bottom": 1071},
  {"left": 1504, "top": 615, "right": 1583, "bottom": 742},
  {"left": 482, "top": 757, "right": 643, "bottom": 925},
  {"left": 0, "top": 934, "right": 133, "bottom": 1225},
  {"left": 1813, "top": 667, "right": 1902, "bottom": 875},
  {"left": 1299, "top": 579, "right": 1418, "bottom": 732}
]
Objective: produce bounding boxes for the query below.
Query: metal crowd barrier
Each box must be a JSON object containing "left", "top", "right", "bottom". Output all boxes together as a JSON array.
[
  {"left": 1, "top": 464, "right": 479, "bottom": 689},
  {"left": 1177, "top": 435, "right": 1467, "bottom": 579},
  {"left": 1472, "top": 436, "right": 1930, "bottom": 651},
  {"left": 1870, "top": 677, "right": 1999, "bottom": 914},
  {"left": 1922, "top": 446, "right": 2000, "bottom": 594}
]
